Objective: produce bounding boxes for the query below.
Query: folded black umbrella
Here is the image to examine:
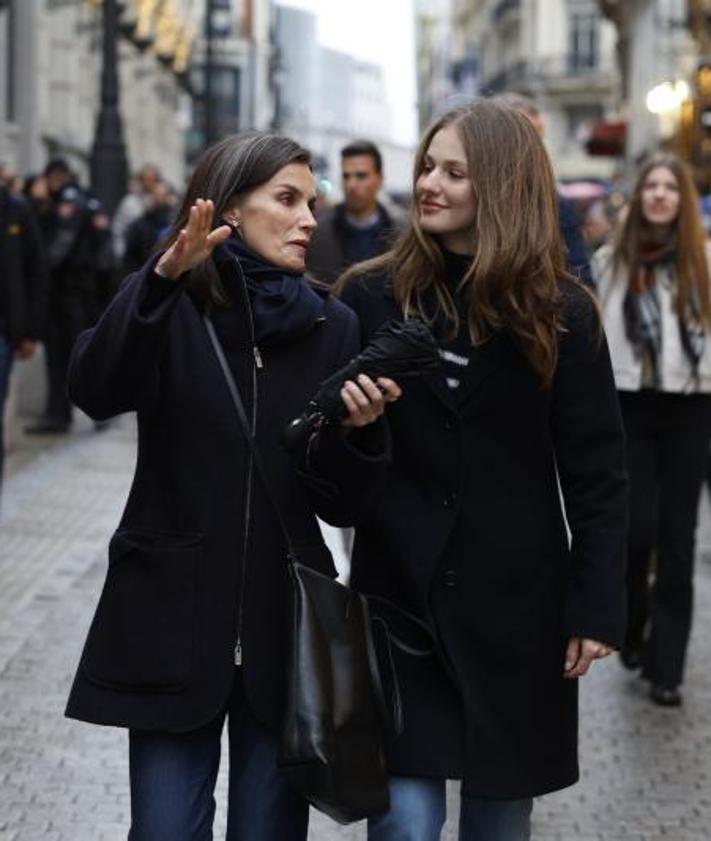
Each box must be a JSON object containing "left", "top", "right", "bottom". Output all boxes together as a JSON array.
[{"left": 283, "top": 319, "right": 440, "bottom": 451}]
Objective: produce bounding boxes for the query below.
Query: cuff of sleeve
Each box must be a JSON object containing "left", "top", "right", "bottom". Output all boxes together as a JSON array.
[{"left": 136, "top": 258, "right": 188, "bottom": 321}]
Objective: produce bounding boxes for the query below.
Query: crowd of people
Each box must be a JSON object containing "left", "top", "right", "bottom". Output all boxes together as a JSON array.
[{"left": 1, "top": 93, "right": 711, "bottom": 840}]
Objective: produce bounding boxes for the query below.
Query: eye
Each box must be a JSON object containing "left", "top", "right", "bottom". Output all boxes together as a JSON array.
[
  {"left": 278, "top": 193, "right": 295, "bottom": 205},
  {"left": 449, "top": 170, "right": 466, "bottom": 180},
  {"left": 421, "top": 161, "right": 434, "bottom": 174}
]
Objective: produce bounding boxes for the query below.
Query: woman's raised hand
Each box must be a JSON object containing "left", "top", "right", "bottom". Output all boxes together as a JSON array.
[
  {"left": 156, "top": 199, "right": 232, "bottom": 280},
  {"left": 341, "top": 375, "right": 401, "bottom": 428}
]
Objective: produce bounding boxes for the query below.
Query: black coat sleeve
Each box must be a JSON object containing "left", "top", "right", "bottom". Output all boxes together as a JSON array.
[
  {"left": 67, "top": 256, "right": 186, "bottom": 421},
  {"left": 550, "top": 284, "right": 628, "bottom": 647},
  {"left": 296, "top": 302, "right": 391, "bottom": 527}
]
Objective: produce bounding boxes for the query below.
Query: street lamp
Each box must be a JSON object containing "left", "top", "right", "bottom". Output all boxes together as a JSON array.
[
  {"left": 203, "top": 0, "right": 233, "bottom": 146},
  {"left": 90, "top": 0, "right": 128, "bottom": 216}
]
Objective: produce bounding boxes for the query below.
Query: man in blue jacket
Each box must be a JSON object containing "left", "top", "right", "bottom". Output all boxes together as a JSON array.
[{"left": 496, "top": 93, "right": 594, "bottom": 286}]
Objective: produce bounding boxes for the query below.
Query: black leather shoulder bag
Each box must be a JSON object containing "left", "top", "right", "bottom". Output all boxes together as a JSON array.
[{"left": 204, "top": 316, "right": 391, "bottom": 825}]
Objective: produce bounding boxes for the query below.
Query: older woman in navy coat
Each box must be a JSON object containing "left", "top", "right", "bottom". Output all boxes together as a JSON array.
[
  {"left": 64, "top": 132, "right": 400, "bottom": 841},
  {"left": 339, "top": 102, "right": 627, "bottom": 841}
]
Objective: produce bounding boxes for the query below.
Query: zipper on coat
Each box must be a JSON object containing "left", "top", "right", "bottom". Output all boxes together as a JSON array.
[
  {"left": 232, "top": 254, "right": 261, "bottom": 667},
  {"left": 234, "top": 360, "right": 257, "bottom": 665}
]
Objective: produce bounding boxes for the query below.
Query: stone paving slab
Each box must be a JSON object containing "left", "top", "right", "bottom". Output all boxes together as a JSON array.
[{"left": 1, "top": 416, "right": 710, "bottom": 840}]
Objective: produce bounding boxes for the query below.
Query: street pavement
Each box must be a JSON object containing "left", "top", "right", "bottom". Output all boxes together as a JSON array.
[{"left": 1, "top": 415, "right": 711, "bottom": 840}]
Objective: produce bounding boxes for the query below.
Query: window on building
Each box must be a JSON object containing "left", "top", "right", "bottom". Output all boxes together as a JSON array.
[{"left": 568, "top": 0, "right": 599, "bottom": 74}]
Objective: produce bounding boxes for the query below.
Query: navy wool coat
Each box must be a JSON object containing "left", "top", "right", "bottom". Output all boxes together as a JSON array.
[
  {"left": 341, "top": 273, "right": 628, "bottom": 800},
  {"left": 65, "top": 254, "right": 389, "bottom": 733}
]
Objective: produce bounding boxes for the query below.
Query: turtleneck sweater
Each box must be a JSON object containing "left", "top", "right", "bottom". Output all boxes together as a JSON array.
[{"left": 434, "top": 250, "right": 475, "bottom": 399}]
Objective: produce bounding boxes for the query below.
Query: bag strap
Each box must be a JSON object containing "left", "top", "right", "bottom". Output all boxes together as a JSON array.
[
  {"left": 203, "top": 316, "right": 297, "bottom": 563},
  {"left": 205, "top": 314, "right": 438, "bottom": 675}
]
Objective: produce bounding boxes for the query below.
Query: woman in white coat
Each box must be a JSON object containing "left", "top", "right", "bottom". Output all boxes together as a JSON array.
[{"left": 594, "top": 152, "right": 711, "bottom": 707}]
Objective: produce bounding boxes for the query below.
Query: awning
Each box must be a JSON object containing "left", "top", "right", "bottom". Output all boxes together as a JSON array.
[{"left": 584, "top": 121, "right": 626, "bottom": 156}]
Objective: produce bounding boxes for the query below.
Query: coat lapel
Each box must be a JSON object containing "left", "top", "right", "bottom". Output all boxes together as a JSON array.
[{"left": 455, "top": 332, "right": 511, "bottom": 413}]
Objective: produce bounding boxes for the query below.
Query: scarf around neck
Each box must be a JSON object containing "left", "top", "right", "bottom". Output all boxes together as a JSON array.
[
  {"left": 623, "top": 236, "right": 706, "bottom": 387},
  {"left": 215, "top": 232, "right": 326, "bottom": 348}
]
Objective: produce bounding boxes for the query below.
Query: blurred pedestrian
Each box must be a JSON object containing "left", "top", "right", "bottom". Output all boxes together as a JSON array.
[
  {"left": 306, "top": 140, "right": 400, "bottom": 285},
  {"left": 121, "top": 181, "right": 175, "bottom": 275},
  {"left": 594, "top": 152, "right": 711, "bottom": 708},
  {"left": 0, "top": 178, "right": 48, "bottom": 495},
  {"left": 112, "top": 163, "right": 162, "bottom": 260},
  {"left": 64, "top": 131, "right": 399, "bottom": 839},
  {"left": 496, "top": 93, "right": 594, "bottom": 286},
  {"left": 25, "top": 159, "right": 97, "bottom": 434},
  {"left": 338, "top": 100, "right": 627, "bottom": 840}
]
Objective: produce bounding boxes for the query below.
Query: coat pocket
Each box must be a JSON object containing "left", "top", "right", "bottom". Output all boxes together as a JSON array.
[{"left": 84, "top": 529, "right": 202, "bottom": 692}]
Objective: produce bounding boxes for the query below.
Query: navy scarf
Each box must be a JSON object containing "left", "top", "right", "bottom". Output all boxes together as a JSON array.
[{"left": 216, "top": 233, "right": 326, "bottom": 348}]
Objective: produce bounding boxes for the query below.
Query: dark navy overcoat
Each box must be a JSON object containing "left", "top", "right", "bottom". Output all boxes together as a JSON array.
[
  {"left": 341, "top": 273, "right": 628, "bottom": 799},
  {"left": 65, "top": 253, "right": 389, "bottom": 733}
]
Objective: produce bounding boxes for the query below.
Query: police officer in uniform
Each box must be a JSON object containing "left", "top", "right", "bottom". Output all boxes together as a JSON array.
[
  {"left": 0, "top": 175, "right": 48, "bottom": 491},
  {"left": 26, "top": 159, "right": 110, "bottom": 434}
]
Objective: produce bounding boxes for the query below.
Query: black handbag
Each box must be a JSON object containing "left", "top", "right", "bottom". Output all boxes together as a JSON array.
[{"left": 204, "top": 317, "right": 391, "bottom": 824}]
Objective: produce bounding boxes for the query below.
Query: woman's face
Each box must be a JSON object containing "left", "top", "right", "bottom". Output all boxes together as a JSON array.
[
  {"left": 640, "top": 166, "right": 680, "bottom": 228},
  {"left": 232, "top": 162, "right": 317, "bottom": 272},
  {"left": 416, "top": 125, "right": 476, "bottom": 254}
]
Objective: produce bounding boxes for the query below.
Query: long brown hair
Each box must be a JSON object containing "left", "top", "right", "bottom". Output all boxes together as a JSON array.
[
  {"left": 164, "top": 130, "right": 311, "bottom": 305},
  {"left": 612, "top": 153, "right": 711, "bottom": 325},
  {"left": 337, "top": 100, "right": 569, "bottom": 387}
]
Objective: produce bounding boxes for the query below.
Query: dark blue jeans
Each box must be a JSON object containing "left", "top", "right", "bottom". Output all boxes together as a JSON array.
[
  {"left": 0, "top": 332, "right": 14, "bottom": 495},
  {"left": 128, "top": 671, "right": 308, "bottom": 841},
  {"left": 368, "top": 777, "right": 533, "bottom": 841}
]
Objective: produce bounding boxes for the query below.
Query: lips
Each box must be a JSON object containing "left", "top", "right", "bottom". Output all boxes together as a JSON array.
[
  {"left": 420, "top": 201, "right": 447, "bottom": 212},
  {"left": 289, "top": 240, "right": 310, "bottom": 249}
]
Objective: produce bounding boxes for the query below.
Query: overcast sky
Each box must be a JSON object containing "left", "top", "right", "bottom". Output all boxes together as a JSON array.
[{"left": 277, "top": 0, "right": 418, "bottom": 146}]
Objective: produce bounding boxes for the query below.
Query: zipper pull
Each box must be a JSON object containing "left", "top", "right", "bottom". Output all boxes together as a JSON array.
[
  {"left": 234, "top": 641, "right": 243, "bottom": 666},
  {"left": 253, "top": 346, "right": 263, "bottom": 369}
]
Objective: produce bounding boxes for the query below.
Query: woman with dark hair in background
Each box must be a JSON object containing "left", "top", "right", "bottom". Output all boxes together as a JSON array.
[
  {"left": 64, "top": 131, "right": 400, "bottom": 840},
  {"left": 338, "top": 100, "right": 627, "bottom": 841},
  {"left": 594, "top": 152, "right": 711, "bottom": 708}
]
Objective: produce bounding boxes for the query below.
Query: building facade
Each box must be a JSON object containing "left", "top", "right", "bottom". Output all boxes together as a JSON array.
[
  {"left": 447, "top": 0, "right": 621, "bottom": 179},
  {"left": 1, "top": 0, "right": 198, "bottom": 186},
  {"left": 274, "top": 4, "right": 413, "bottom": 198},
  {"left": 1, "top": 0, "right": 277, "bottom": 188}
]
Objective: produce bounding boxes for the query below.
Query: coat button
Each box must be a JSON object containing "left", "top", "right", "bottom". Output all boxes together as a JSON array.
[
  {"left": 443, "top": 569, "right": 458, "bottom": 587},
  {"left": 444, "top": 417, "right": 455, "bottom": 431},
  {"left": 443, "top": 491, "right": 457, "bottom": 508}
]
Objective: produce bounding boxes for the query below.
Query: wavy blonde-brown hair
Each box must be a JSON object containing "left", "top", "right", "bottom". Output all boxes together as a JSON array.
[
  {"left": 612, "top": 152, "right": 711, "bottom": 326},
  {"left": 337, "top": 100, "right": 569, "bottom": 387}
]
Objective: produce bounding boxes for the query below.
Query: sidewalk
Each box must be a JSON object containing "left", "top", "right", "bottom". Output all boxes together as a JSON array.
[{"left": 1, "top": 416, "right": 710, "bottom": 840}]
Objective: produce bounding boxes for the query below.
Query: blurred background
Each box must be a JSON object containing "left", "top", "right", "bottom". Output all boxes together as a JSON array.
[
  {"left": 3, "top": 3, "right": 711, "bottom": 839},
  {"left": 7, "top": 0, "right": 711, "bottom": 440}
]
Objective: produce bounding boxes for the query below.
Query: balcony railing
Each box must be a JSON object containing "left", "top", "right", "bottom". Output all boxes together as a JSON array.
[{"left": 482, "top": 53, "right": 610, "bottom": 94}]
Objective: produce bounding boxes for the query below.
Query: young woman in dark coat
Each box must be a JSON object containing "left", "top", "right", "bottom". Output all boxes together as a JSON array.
[
  {"left": 64, "top": 131, "right": 401, "bottom": 841},
  {"left": 337, "top": 101, "right": 628, "bottom": 840}
]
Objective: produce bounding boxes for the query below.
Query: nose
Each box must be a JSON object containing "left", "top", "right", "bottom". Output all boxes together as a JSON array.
[
  {"left": 419, "top": 168, "right": 441, "bottom": 193},
  {"left": 300, "top": 206, "right": 317, "bottom": 231}
]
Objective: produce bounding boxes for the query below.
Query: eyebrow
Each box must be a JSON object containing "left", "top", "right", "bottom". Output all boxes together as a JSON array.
[
  {"left": 273, "top": 183, "right": 317, "bottom": 202},
  {"left": 424, "top": 154, "right": 468, "bottom": 168}
]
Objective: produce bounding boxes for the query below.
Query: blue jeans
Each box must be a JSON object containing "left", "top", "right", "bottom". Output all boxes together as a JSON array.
[
  {"left": 128, "top": 671, "right": 309, "bottom": 841},
  {"left": 0, "top": 333, "right": 14, "bottom": 495},
  {"left": 368, "top": 777, "right": 532, "bottom": 841}
]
